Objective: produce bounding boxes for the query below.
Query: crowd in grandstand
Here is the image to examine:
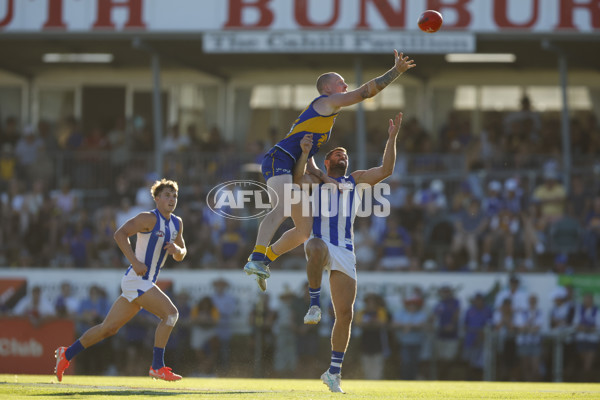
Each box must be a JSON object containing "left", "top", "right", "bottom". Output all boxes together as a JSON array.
[{"left": 1, "top": 100, "right": 599, "bottom": 272}]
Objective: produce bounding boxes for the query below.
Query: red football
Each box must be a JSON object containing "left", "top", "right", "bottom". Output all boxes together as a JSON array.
[{"left": 418, "top": 10, "right": 443, "bottom": 33}]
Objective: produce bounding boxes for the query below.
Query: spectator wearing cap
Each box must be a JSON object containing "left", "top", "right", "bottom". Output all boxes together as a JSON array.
[
  {"left": 433, "top": 285, "right": 460, "bottom": 379},
  {"left": 462, "top": 292, "right": 493, "bottom": 380},
  {"left": 494, "top": 275, "right": 529, "bottom": 314}
]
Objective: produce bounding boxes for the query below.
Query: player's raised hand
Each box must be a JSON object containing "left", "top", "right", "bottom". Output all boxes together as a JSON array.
[
  {"left": 393, "top": 50, "right": 416, "bottom": 73},
  {"left": 300, "top": 134, "right": 313, "bottom": 154},
  {"left": 389, "top": 112, "right": 403, "bottom": 137}
]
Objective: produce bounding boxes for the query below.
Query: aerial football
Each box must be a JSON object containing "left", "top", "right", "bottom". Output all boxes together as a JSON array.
[{"left": 418, "top": 10, "right": 443, "bottom": 33}]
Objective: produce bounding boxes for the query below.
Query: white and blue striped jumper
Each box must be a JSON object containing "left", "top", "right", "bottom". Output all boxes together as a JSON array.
[
  {"left": 312, "top": 175, "right": 361, "bottom": 251},
  {"left": 125, "top": 209, "right": 180, "bottom": 283}
]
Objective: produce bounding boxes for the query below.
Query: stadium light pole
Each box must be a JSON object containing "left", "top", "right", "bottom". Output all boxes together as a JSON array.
[
  {"left": 542, "top": 39, "right": 571, "bottom": 191},
  {"left": 133, "top": 37, "right": 164, "bottom": 177}
]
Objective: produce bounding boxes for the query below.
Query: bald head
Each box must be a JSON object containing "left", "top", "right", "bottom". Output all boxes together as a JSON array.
[{"left": 316, "top": 72, "right": 337, "bottom": 95}]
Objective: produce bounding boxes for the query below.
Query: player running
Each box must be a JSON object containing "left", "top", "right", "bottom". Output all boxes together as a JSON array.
[{"left": 54, "top": 179, "right": 186, "bottom": 382}]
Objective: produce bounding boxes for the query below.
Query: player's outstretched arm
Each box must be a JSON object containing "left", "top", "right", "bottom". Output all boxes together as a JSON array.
[
  {"left": 352, "top": 112, "right": 402, "bottom": 186},
  {"left": 325, "top": 51, "right": 415, "bottom": 110}
]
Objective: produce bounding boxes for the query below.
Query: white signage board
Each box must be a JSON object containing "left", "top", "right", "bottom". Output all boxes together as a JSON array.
[{"left": 202, "top": 31, "right": 476, "bottom": 54}]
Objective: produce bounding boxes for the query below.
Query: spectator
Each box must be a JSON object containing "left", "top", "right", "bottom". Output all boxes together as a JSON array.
[
  {"left": 73, "top": 285, "right": 112, "bottom": 374},
  {"left": 503, "top": 95, "right": 541, "bottom": 140},
  {"left": 532, "top": 169, "right": 567, "bottom": 233},
  {"left": 248, "top": 293, "right": 277, "bottom": 377},
  {"left": 514, "top": 294, "right": 543, "bottom": 381},
  {"left": 54, "top": 281, "right": 80, "bottom": 319},
  {"left": 217, "top": 219, "right": 246, "bottom": 269},
  {"left": 494, "top": 274, "right": 528, "bottom": 313},
  {"left": 1, "top": 116, "right": 21, "bottom": 148},
  {"left": 0, "top": 143, "right": 16, "bottom": 190},
  {"left": 12, "top": 285, "right": 55, "bottom": 325},
  {"left": 211, "top": 278, "right": 238, "bottom": 376},
  {"left": 567, "top": 175, "right": 593, "bottom": 225},
  {"left": 168, "top": 290, "right": 193, "bottom": 375},
  {"left": 52, "top": 178, "right": 79, "bottom": 216},
  {"left": 413, "top": 179, "right": 448, "bottom": 217},
  {"left": 549, "top": 286, "right": 576, "bottom": 381},
  {"left": 163, "top": 124, "right": 191, "bottom": 155},
  {"left": 353, "top": 217, "right": 377, "bottom": 269},
  {"left": 37, "top": 119, "right": 59, "bottom": 154},
  {"left": 482, "top": 179, "right": 522, "bottom": 270},
  {"left": 433, "top": 285, "right": 460, "bottom": 380},
  {"left": 273, "top": 287, "right": 298, "bottom": 377},
  {"left": 451, "top": 198, "right": 488, "bottom": 271},
  {"left": 377, "top": 217, "right": 413, "bottom": 271},
  {"left": 462, "top": 293, "right": 493, "bottom": 380},
  {"left": 355, "top": 293, "right": 389, "bottom": 380},
  {"left": 493, "top": 298, "right": 518, "bottom": 381},
  {"left": 392, "top": 290, "right": 429, "bottom": 380},
  {"left": 107, "top": 116, "right": 130, "bottom": 172},
  {"left": 61, "top": 116, "right": 84, "bottom": 151},
  {"left": 190, "top": 296, "right": 220, "bottom": 377},
  {"left": 573, "top": 293, "right": 600, "bottom": 382},
  {"left": 14, "top": 125, "right": 44, "bottom": 181}
]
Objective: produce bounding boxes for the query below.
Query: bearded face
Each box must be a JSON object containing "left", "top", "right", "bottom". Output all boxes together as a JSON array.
[{"left": 325, "top": 150, "right": 348, "bottom": 175}]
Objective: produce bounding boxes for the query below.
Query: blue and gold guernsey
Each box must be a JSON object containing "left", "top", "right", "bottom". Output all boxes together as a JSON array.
[
  {"left": 124, "top": 209, "right": 180, "bottom": 283},
  {"left": 312, "top": 175, "right": 362, "bottom": 252},
  {"left": 262, "top": 95, "right": 338, "bottom": 180}
]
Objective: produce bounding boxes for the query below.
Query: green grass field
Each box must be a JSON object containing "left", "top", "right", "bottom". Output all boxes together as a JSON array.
[{"left": 2, "top": 375, "right": 600, "bottom": 399}]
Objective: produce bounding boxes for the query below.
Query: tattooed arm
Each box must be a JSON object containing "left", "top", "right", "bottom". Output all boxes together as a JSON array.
[{"left": 314, "top": 50, "right": 416, "bottom": 115}]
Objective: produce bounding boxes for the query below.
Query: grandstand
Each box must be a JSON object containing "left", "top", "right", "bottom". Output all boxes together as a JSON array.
[{"left": 1, "top": 0, "right": 599, "bottom": 384}]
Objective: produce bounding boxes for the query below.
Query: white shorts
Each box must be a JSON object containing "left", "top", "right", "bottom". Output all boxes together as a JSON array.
[
  {"left": 120, "top": 269, "right": 156, "bottom": 302},
  {"left": 305, "top": 238, "right": 357, "bottom": 281}
]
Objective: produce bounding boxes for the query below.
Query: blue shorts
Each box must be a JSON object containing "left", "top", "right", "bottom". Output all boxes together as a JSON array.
[{"left": 261, "top": 147, "right": 294, "bottom": 181}]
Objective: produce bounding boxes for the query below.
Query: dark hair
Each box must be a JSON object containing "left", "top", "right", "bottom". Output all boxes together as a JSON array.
[{"left": 325, "top": 147, "right": 347, "bottom": 161}]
